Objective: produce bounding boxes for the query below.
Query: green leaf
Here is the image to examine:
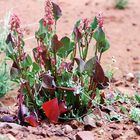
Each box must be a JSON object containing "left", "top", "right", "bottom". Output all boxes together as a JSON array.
[
  {"left": 10, "top": 62, "right": 20, "bottom": 81},
  {"left": 120, "top": 106, "right": 128, "bottom": 114},
  {"left": 65, "top": 90, "right": 77, "bottom": 108},
  {"left": 97, "top": 39, "right": 110, "bottom": 53},
  {"left": 74, "top": 58, "right": 85, "bottom": 73},
  {"left": 57, "top": 70, "right": 72, "bottom": 86},
  {"left": 115, "top": 0, "right": 128, "bottom": 9},
  {"left": 81, "top": 91, "right": 91, "bottom": 106},
  {"left": 39, "top": 19, "right": 45, "bottom": 32},
  {"left": 57, "top": 36, "right": 74, "bottom": 58},
  {"left": 135, "top": 94, "right": 140, "bottom": 103},
  {"left": 93, "top": 28, "right": 110, "bottom": 53},
  {"left": 6, "top": 43, "right": 16, "bottom": 60},
  {"left": 21, "top": 55, "right": 32, "bottom": 68},
  {"left": 130, "top": 108, "right": 140, "bottom": 124},
  {"left": 102, "top": 39, "right": 110, "bottom": 52},
  {"left": 74, "top": 19, "right": 81, "bottom": 28},
  {"left": 27, "top": 72, "right": 35, "bottom": 87},
  {"left": 35, "top": 19, "right": 47, "bottom": 40},
  {"left": 90, "top": 17, "right": 98, "bottom": 30},
  {"left": 93, "top": 28, "right": 105, "bottom": 42},
  {"left": 0, "top": 82, "right": 7, "bottom": 97},
  {"left": 32, "top": 62, "right": 40, "bottom": 74},
  {"left": 6, "top": 42, "right": 14, "bottom": 54},
  {"left": 84, "top": 57, "right": 97, "bottom": 76},
  {"left": 35, "top": 97, "right": 43, "bottom": 107}
]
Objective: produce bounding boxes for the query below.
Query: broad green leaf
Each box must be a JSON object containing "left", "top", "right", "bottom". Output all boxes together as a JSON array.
[
  {"left": 35, "top": 19, "right": 47, "bottom": 40},
  {"left": 27, "top": 72, "right": 35, "bottom": 87},
  {"left": 93, "top": 28, "right": 105, "bottom": 42},
  {"left": 10, "top": 62, "right": 20, "bottom": 81},
  {"left": 65, "top": 90, "right": 77, "bottom": 108},
  {"left": 74, "top": 19, "right": 81, "bottom": 28},
  {"left": 74, "top": 58, "right": 85, "bottom": 73},
  {"left": 135, "top": 94, "right": 140, "bottom": 103},
  {"left": 90, "top": 17, "right": 98, "bottom": 30},
  {"left": 97, "top": 39, "right": 110, "bottom": 53},
  {"left": 57, "top": 36, "right": 74, "bottom": 58},
  {"left": 102, "top": 39, "right": 110, "bottom": 52},
  {"left": 6, "top": 43, "right": 17, "bottom": 61},
  {"left": 130, "top": 108, "right": 140, "bottom": 124},
  {"left": 94, "top": 28, "right": 110, "bottom": 53},
  {"left": 32, "top": 62, "right": 40, "bottom": 74},
  {"left": 84, "top": 57, "right": 97, "bottom": 76},
  {"left": 6, "top": 42, "right": 14, "bottom": 54},
  {"left": 0, "top": 82, "right": 7, "bottom": 97},
  {"left": 21, "top": 54, "right": 32, "bottom": 68}
]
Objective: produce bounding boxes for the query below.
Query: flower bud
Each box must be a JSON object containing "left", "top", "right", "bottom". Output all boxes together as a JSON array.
[{"left": 96, "top": 12, "right": 104, "bottom": 28}]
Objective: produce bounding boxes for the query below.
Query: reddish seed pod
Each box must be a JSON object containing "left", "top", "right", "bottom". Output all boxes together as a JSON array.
[
  {"left": 96, "top": 12, "right": 104, "bottom": 28},
  {"left": 9, "top": 13, "right": 21, "bottom": 31},
  {"left": 43, "top": 0, "right": 54, "bottom": 31}
]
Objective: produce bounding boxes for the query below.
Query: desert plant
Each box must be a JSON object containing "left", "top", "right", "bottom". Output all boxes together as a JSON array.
[
  {"left": 0, "top": 12, "right": 15, "bottom": 97},
  {"left": 0, "top": 59, "right": 16, "bottom": 98},
  {"left": 130, "top": 107, "right": 140, "bottom": 124},
  {"left": 0, "top": 12, "right": 11, "bottom": 52},
  {"left": 6, "top": 0, "right": 110, "bottom": 126},
  {"left": 105, "top": 56, "right": 118, "bottom": 82},
  {"left": 114, "top": 0, "right": 129, "bottom": 9}
]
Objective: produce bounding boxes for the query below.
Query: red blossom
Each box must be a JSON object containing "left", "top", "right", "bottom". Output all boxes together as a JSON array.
[
  {"left": 83, "top": 18, "right": 90, "bottom": 30},
  {"left": 57, "top": 62, "right": 73, "bottom": 75},
  {"left": 37, "top": 46, "right": 44, "bottom": 53},
  {"left": 51, "top": 58, "right": 56, "bottom": 66},
  {"left": 78, "top": 18, "right": 91, "bottom": 36},
  {"left": 44, "top": 0, "right": 54, "bottom": 31},
  {"left": 96, "top": 12, "right": 104, "bottom": 28},
  {"left": 9, "top": 14, "right": 21, "bottom": 31},
  {"left": 36, "top": 45, "right": 46, "bottom": 65},
  {"left": 9, "top": 13, "right": 23, "bottom": 37}
]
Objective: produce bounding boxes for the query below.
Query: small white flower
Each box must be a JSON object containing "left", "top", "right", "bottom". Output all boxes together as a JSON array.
[
  {"left": 74, "top": 83, "right": 82, "bottom": 96},
  {"left": 111, "top": 56, "right": 116, "bottom": 63}
]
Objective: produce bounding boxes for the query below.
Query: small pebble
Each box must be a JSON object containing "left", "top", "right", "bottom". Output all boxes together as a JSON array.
[{"left": 134, "top": 125, "right": 140, "bottom": 135}]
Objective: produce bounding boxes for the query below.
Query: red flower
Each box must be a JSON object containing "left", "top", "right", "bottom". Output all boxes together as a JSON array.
[
  {"left": 96, "top": 12, "right": 104, "bottom": 28},
  {"left": 9, "top": 14, "right": 21, "bottom": 31},
  {"left": 44, "top": 0, "right": 54, "bottom": 31},
  {"left": 9, "top": 13, "right": 23, "bottom": 37},
  {"left": 83, "top": 18, "right": 90, "bottom": 30}
]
